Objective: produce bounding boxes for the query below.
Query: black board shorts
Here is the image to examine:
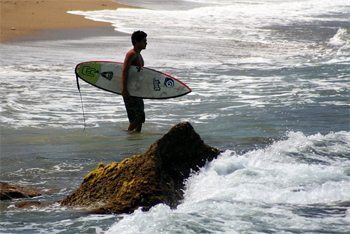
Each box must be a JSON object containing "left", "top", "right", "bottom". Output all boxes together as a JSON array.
[{"left": 123, "top": 96, "right": 145, "bottom": 124}]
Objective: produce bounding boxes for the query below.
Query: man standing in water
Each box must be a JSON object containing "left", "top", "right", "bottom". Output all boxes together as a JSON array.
[{"left": 122, "top": 31, "right": 147, "bottom": 133}]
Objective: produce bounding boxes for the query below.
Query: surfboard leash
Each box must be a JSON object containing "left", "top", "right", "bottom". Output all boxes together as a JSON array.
[{"left": 76, "top": 74, "right": 86, "bottom": 131}]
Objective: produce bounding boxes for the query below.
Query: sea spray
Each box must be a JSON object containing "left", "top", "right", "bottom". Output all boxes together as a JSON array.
[{"left": 106, "top": 131, "right": 350, "bottom": 233}]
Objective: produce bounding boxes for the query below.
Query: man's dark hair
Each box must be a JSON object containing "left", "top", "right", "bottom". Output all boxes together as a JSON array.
[{"left": 131, "top": 31, "right": 147, "bottom": 46}]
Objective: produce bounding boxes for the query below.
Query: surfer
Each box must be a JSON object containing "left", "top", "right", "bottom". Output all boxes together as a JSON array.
[{"left": 122, "top": 31, "right": 148, "bottom": 133}]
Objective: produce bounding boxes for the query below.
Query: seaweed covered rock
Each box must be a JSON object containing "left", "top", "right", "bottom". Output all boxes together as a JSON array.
[{"left": 61, "top": 122, "right": 220, "bottom": 214}]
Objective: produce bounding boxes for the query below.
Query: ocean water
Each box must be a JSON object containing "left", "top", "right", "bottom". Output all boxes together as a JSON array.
[{"left": 1, "top": 0, "right": 349, "bottom": 233}]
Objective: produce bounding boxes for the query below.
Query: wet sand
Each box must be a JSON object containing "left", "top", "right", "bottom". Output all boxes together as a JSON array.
[{"left": 0, "top": 0, "right": 133, "bottom": 42}]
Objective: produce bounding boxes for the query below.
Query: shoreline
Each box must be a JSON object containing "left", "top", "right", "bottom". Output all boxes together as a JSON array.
[
  {"left": 8, "top": 26, "right": 127, "bottom": 43},
  {"left": 0, "top": 0, "right": 133, "bottom": 43}
]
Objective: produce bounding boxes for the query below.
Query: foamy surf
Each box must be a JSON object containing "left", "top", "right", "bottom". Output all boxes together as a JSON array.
[
  {"left": 329, "top": 28, "right": 349, "bottom": 47},
  {"left": 106, "top": 131, "right": 350, "bottom": 233}
]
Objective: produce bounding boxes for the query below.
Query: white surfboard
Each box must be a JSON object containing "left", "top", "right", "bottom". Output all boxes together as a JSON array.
[{"left": 75, "top": 61, "right": 191, "bottom": 99}]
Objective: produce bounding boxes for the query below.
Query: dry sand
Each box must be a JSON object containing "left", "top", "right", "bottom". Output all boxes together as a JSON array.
[{"left": 0, "top": 0, "right": 133, "bottom": 42}]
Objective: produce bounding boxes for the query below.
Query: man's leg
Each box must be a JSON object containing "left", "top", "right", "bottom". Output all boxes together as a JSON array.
[
  {"left": 128, "top": 122, "right": 142, "bottom": 133},
  {"left": 135, "top": 123, "right": 142, "bottom": 133}
]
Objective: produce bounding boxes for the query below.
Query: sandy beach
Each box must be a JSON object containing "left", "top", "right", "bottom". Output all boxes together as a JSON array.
[{"left": 0, "top": 0, "right": 132, "bottom": 42}]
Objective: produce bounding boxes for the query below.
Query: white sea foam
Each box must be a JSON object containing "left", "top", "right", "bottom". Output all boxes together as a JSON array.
[
  {"left": 106, "top": 131, "right": 350, "bottom": 233},
  {"left": 69, "top": 0, "right": 350, "bottom": 37},
  {"left": 329, "top": 28, "right": 349, "bottom": 46}
]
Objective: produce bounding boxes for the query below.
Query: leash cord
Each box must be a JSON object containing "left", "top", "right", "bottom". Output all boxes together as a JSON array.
[{"left": 76, "top": 75, "right": 86, "bottom": 131}]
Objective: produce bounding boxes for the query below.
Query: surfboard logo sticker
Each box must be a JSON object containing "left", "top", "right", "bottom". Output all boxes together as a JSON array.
[
  {"left": 81, "top": 66, "right": 98, "bottom": 77},
  {"left": 78, "top": 63, "right": 101, "bottom": 84},
  {"left": 101, "top": 71, "right": 113, "bottom": 80},
  {"left": 153, "top": 78, "right": 161, "bottom": 91},
  {"left": 164, "top": 78, "right": 175, "bottom": 88}
]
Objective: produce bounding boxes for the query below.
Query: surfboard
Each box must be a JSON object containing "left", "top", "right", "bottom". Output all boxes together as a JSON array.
[{"left": 75, "top": 61, "right": 191, "bottom": 99}]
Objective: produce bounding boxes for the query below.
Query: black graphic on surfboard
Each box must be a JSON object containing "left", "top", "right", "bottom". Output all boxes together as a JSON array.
[
  {"left": 153, "top": 78, "right": 161, "bottom": 91},
  {"left": 164, "top": 78, "right": 175, "bottom": 88},
  {"left": 101, "top": 72, "right": 113, "bottom": 80}
]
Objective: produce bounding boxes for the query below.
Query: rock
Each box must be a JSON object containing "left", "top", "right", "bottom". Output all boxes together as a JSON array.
[
  {"left": 14, "top": 200, "right": 56, "bottom": 209},
  {"left": 61, "top": 122, "right": 220, "bottom": 214},
  {"left": 15, "top": 200, "right": 43, "bottom": 209},
  {"left": 0, "top": 182, "right": 42, "bottom": 200}
]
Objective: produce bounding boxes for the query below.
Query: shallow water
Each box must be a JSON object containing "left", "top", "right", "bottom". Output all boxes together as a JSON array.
[{"left": 1, "top": 0, "right": 349, "bottom": 233}]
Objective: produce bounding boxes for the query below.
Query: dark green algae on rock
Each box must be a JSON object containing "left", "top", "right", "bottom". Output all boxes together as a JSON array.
[{"left": 61, "top": 122, "right": 220, "bottom": 214}]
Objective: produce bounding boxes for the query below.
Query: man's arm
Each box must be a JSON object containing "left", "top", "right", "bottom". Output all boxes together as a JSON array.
[{"left": 122, "top": 51, "right": 137, "bottom": 97}]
